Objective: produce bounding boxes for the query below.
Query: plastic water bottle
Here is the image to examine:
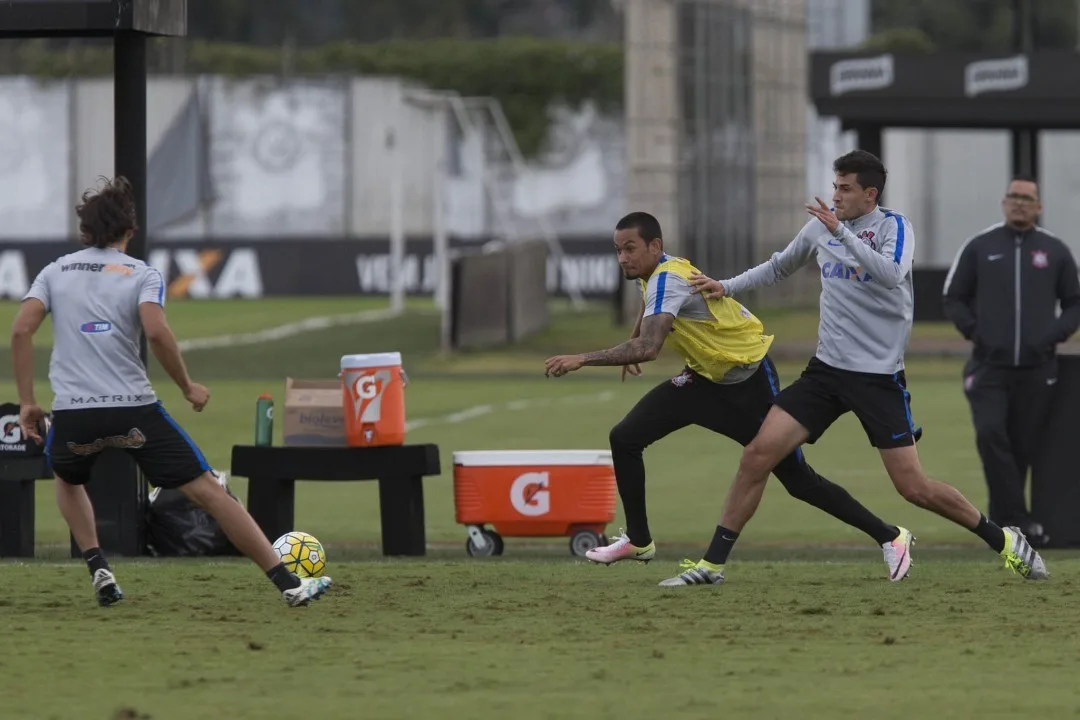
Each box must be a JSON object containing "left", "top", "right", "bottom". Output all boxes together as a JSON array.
[{"left": 255, "top": 393, "right": 274, "bottom": 446}]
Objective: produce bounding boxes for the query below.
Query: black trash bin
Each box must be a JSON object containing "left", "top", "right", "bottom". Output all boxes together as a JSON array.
[{"left": 1031, "top": 354, "right": 1080, "bottom": 548}]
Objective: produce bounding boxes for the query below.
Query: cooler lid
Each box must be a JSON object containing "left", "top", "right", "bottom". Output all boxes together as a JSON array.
[
  {"left": 340, "top": 352, "right": 402, "bottom": 370},
  {"left": 452, "top": 450, "right": 613, "bottom": 467}
]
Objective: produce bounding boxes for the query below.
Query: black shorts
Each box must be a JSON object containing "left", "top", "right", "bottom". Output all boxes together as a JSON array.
[
  {"left": 46, "top": 402, "right": 211, "bottom": 488},
  {"left": 772, "top": 356, "right": 923, "bottom": 449}
]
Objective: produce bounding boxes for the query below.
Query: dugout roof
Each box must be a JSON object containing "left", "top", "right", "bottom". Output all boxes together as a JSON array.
[
  {"left": 810, "top": 51, "right": 1080, "bottom": 130},
  {"left": 0, "top": 0, "right": 186, "bottom": 38}
]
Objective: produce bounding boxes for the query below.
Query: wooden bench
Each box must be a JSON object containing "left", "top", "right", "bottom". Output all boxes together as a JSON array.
[
  {"left": 0, "top": 451, "right": 149, "bottom": 559},
  {"left": 0, "top": 456, "right": 51, "bottom": 558},
  {"left": 229, "top": 443, "right": 442, "bottom": 557}
]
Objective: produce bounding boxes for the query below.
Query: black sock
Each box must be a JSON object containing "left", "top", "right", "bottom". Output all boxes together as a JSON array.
[
  {"left": 610, "top": 435, "right": 652, "bottom": 548},
  {"left": 267, "top": 563, "right": 302, "bottom": 592},
  {"left": 971, "top": 514, "right": 1006, "bottom": 553},
  {"left": 776, "top": 460, "right": 900, "bottom": 546},
  {"left": 703, "top": 526, "right": 740, "bottom": 565},
  {"left": 82, "top": 547, "right": 110, "bottom": 577}
]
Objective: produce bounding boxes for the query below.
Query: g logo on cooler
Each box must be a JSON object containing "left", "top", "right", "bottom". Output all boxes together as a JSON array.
[
  {"left": 345, "top": 369, "right": 392, "bottom": 422},
  {"left": 510, "top": 472, "right": 550, "bottom": 517},
  {"left": 353, "top": 375, "right": 378, "bottom": 400},
  {"left": 0, "top": 414, "right": 22, "bottom": 444}
]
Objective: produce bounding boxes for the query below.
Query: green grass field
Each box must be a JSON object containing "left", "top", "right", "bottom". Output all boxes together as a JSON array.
[{"left": 0, "top": 297, "right": 1075, "bottom": 720}]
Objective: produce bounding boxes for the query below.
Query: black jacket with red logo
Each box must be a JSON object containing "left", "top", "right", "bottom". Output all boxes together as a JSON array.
[{"left": 942, "top": 223, "right": 1080, "bottom": 366}]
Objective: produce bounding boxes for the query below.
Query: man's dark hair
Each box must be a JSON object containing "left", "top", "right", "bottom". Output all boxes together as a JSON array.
[
  {"left": 615, "top": 211, "right": 663, "bottom": 243},
  {"left": 833, "top": 150, "right": 887, "bottom": 201},
  {"left": 76, "top": 176, "right": 139, "bottom": 249},
  {"left": 1008, "top": 174, "right": 1039, "bottom": 192}
]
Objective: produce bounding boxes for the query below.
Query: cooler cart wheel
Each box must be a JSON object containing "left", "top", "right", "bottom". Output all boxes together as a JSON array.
[
  {"left": 465, "top": 527, "right": 504, "bottom": 557},
  {"left": 570, "top": 529, "right": 603, "bottom": 557}
]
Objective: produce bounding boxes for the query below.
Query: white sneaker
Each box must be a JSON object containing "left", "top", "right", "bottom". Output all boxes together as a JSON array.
[
  {"left": 92, "top": 568, "right": 124, "bottom": 606},
  {"left": 282, "top": 576, "right": 333, "bottom": 606},
  {"left": 584, "top": 529, "right": 655, "bottom": 565},
  {"left": 882, "top": 527, "right": 914, "bottom": 582}
]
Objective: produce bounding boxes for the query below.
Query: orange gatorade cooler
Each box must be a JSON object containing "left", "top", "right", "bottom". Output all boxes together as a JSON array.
[
  {"left": 339, "top": 352, "right": 406, "bottom": 447},
  {"left": 453, "top": 450, "right": 617, "bottom": 557}
]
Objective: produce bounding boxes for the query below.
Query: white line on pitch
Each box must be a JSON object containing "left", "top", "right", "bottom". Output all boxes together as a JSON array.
[
  {"left": 404, "top": 390, "right": 616, "bottom": 432},
  {"left": 177, "top": 307, "right": 403, "bottom": 352}
]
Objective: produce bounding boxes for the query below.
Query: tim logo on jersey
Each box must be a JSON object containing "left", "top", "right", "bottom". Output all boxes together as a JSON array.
[{"left": 821, "top": 261, "right": 873, "bottom": 283}]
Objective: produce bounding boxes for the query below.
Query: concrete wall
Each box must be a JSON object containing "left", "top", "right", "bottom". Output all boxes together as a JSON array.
[{"left": 623, "top": 0, "right": 680, "bottom": 252}]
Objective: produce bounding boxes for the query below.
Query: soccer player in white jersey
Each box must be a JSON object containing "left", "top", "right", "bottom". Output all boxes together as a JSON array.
[
  {"left": 684, "top": 150, "right": 1047, "bottom": 585},
  {"left": 10, "top": 176, "right": 333, "bottom": 607}
]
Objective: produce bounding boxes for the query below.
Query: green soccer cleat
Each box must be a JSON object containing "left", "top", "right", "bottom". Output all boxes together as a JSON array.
[
  {"left": 658, "top": 559, "right": 725, "bottom": 587},
  {"left": 1001, "top": 526, "right": 1049, "bottom": 580}
]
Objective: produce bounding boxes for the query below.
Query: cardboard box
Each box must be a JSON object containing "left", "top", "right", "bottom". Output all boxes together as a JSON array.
[{"left": 282, "top": 377, "right": 347, "bottom": 446}]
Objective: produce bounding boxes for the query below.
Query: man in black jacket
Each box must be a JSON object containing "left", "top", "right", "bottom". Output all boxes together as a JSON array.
[{"left": 943, "top": 176, "right": 1080, "bottom": 545}]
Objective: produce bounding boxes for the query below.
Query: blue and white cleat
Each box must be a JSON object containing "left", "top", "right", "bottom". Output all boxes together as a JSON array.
[
  {"left": 92, "top": 568, "right": 124, "bottom": 607},
  {"left": 282, "top": 576, "right": 333, "bottom": 607}
]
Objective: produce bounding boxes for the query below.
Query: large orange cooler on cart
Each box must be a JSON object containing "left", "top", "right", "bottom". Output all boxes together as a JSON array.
[{"left": 453, "top": 450, "right": 617, "bottom": 557}]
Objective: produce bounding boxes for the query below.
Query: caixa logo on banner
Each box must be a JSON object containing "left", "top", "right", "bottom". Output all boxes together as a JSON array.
[
  {"left": 147, "top": 249, "right": 264, "bottom": 299},
  {"left": 0, "top": 248, "right": 264, "bottom": 300},
  {"left": 829, "top": 54, "right": 895, "bottom": 96},
  {"left": 0, "top": 250, "right": 29, "bottom": 300},
  {"left": 964, "top": 55, "right": 1029, "bottom": 97}
]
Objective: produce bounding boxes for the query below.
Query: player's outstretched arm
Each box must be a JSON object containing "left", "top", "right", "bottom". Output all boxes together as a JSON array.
[
  {"left": 695, "top": 221, "right": 819, "bottom": 298},
  {"left": 622, "top": 298, "right": 646, "bottom": 381},
  {"left": 11, "top": 297, "right": 48, "bottom": 442},
  {"left": 583, "top": 313, "right": 673, "bottom": 366},
  {"left": 544, "top": 313, "right": 674, "bottom": 377}
]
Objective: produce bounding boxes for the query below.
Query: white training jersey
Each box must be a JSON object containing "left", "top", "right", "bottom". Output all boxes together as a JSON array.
[
  {"left": 23, "top": 246, "right": 164, "bottom": 411},
  {"left": 720, "top": 206, "right": 916, "bottom": 374}
]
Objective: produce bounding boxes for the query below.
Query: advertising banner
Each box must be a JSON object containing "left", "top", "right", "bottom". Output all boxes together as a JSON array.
[{"left": 0, "top": 237, "right": 620, "bottom": 301}]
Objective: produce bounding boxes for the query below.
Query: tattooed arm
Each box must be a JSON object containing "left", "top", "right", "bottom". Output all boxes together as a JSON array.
[
  {"left": 544, "top": 313, "right": 674, "bottom": 377},
  {"left": 582, "top": 313, "right": 673, "bottom": 366}
]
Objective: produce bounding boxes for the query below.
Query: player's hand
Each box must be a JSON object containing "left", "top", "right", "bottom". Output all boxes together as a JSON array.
[
  {"left": 621, "top": 363, "right": 642, "bottom": 382},
  {"left": 18, "top": 404, "right": 45, "bottom": 444},
  {"left": 545, "top": 355, "right": 585, "bottom": 378},
  {"left": 806, "top": 197, "right": 840, "bottom": 233},
  {"left": 184, "top": 382, "right": 211, "bottom": 412},
  {"left": 689, "top": 273, "right": 726, "bottom": 299}
]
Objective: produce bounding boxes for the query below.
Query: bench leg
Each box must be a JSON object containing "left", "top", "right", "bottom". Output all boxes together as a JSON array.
[
  {"left": 0, "top": 479, "right": 35, "bottom": 558},
  {"left": 246, "top": 478, "right": 295, "bottom": 544},
  {"left": 377, "top": 475, "right": 426, "bottom": 556}
]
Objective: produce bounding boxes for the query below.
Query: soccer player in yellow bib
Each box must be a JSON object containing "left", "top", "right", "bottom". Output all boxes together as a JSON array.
[{"left": 544, "top": 212, "right": 913, "bottom": 586}]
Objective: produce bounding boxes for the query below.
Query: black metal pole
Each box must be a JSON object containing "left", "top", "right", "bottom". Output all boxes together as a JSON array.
[
  {"left": 1010, "top": 0, "right": 1039, "bottom": 181},
  {"left": 71, "top": 30, "right": 150, "bottom": 559},
  {"left": 115, "top": 30, "right": 149, "bottom": 340}
]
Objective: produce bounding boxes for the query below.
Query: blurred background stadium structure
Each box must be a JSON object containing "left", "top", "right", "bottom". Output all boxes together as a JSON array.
[{"left": 0, "top": 0, "right": 1079, "bottom": 329}]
